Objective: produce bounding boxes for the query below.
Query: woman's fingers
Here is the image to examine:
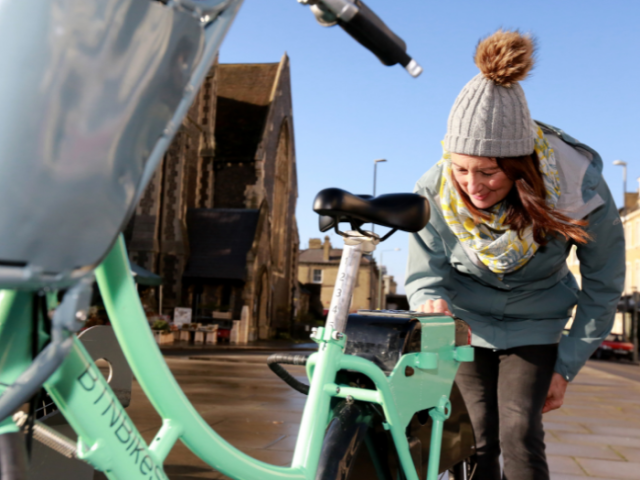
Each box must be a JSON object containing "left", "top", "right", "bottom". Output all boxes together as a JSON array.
[
  {"left": 417, "top": 299, "right": 452, "bottom": 316},
  {"left": 434, "top": 299, "right": 453, "bottom": 316},
  {"left": 420, "top": 301, "right": 433, "bottom": 312},
  {"left": 542, "top": 373, "right": 568, "bottom": 414}
]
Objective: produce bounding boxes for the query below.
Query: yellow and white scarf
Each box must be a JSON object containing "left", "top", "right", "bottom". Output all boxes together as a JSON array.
[{"left": 439, "top": 126, "right": 561, "bottom": 276}]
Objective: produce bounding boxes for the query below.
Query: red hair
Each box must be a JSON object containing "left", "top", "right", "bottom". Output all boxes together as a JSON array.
[{"left": 451, "top": 152, "right": 590, "bottom": 245}]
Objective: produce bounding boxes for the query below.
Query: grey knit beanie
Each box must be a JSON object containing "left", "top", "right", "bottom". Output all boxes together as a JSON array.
[{"left": 444, "top": 30, "right": 536, "bottom": 158}]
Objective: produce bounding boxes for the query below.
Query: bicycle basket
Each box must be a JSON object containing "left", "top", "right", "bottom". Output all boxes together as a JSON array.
[{"left": 0, "top": 0, "right": 206, "bottom": 289}]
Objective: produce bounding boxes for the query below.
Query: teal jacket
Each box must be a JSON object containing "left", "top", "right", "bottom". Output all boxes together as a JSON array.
[{"left": 406, "top": 123, "right": 625, "bottom": 381}]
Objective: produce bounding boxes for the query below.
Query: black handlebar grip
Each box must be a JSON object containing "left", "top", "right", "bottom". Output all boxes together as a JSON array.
[{"left": 338, "top": 0, "right": 412, "bottom": 68}]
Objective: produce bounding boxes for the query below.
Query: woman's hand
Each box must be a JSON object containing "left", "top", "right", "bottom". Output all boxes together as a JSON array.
[
  {"left": 417, "top": 299, "right": 452, "bottom": 316},
  {"left": 543, "top": 372, "right": 568, "bottom": 413}
]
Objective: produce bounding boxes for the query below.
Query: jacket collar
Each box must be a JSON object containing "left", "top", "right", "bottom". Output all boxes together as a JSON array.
[{"left": 536, "top": 121, "right": 604, "bottom": 220}]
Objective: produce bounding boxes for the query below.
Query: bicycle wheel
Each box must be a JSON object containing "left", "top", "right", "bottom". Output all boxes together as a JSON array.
[
  {"left": 0, "top": 432, "right": 28, "bottom": 480},
  {"left": 315, "top": 399, "right": 399, "bottom": 480}
]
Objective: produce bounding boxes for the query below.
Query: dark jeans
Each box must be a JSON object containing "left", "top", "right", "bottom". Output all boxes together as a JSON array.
[{"left": 455, "top": 344, "right": 558, "bottom": 480}]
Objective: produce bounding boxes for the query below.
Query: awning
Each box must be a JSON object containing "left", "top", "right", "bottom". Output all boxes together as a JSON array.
[
  {"left": 183, "top": 208, "right": 260, "bottom": 281},
  {"left": 130, "top": 262, "right": 162, "bottom": 286}
]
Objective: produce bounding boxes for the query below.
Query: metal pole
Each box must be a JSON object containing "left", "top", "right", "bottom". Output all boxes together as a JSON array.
[
  {"left": 378, "top": 251, "right": 384, "bottom": 310},
  {"left": 613, "top": 160, "right": 627, "bottom": 217},
  {"left": 613, "top": 161, "right": 631, "bottom": 362},
  {"left": 373, "top": 163, "right": 377, "bottom": 198},
  {"left": 623, "top": 164, "right": 627, "bottom": 217},
  {"left": 624, "top": 293, "right": 630, "bottom": 358},
  {"left": 634, "top": 290, "right": 639, "bottom": 364},
  {"left": 372, "top": 162, "right": 377, "bottom": 234},
  {"left": 372, "top": 159, "right": 386, "bottom": 233}
]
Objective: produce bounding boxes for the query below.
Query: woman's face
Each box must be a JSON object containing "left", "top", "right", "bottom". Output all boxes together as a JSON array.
[{"left": 451, "top": 153, "right": 514, "bottom": 209}]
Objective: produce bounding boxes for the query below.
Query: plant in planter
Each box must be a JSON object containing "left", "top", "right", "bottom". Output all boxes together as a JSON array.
[{"left": 151, "top": 320, "right": 174, "bottom": 345}]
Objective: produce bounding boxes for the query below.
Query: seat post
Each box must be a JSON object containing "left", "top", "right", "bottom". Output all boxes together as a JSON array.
[{"left": 324, "top": 232, "right": 377, "bottom": 334}]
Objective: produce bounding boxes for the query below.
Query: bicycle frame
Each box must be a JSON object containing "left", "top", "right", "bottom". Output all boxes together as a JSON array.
[{"left": 0, "top": 233, "right": 472, "bottom": 480}]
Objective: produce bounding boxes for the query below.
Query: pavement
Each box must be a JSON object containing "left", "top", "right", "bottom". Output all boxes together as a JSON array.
[
  {"left": 123, "top": 348, "right": 640, "bottom": 480},
  {"left": 543, "top": 360, "right": 640, "bottom": 480}
]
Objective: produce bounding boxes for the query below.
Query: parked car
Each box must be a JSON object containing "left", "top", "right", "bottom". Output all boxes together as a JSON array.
[{"left": 592, "top": 334, "right": 634, "bottom": 360}]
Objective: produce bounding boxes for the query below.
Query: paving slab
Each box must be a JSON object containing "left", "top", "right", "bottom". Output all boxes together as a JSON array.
[
  {"left": 559, "top": 408, "right": 631, "bottom": 420},
  {"left": 588, "top": 425, "right": 640, "bottom": 439},
  {"left": 241, "top": 448, "right": 295, "bottom": 466},
  {"left": 265, "top": 435, "right": 299, "bottom": 451},
  {"left": 576, "top": 458, "right": 640, "bottom": 479},
  {"left": 212, "top": 419, "right": 301, "bottom": 436},
  {"left": 544, "top": 421, "right": 592, "bottom": 434},
  {"left": 544, "top": 361, "right": 640, "bottom": 479},
  {"left": 553, "top": 432, "right": 640, "bottom": 449},
  {"left": 545, "top": 442, "right": 622, "bottom": 461},
  {"left": 545, "top": 415, "right": 640, "bottom": 429},
  {"left": 550, "top": 475, "right": 617, "bottom": 480},
  {"left": 610, "top": 446, "right": 640, "bottom": 463},
  {"left": 547, "top": 455, "right": 584, "bottom": 475}
]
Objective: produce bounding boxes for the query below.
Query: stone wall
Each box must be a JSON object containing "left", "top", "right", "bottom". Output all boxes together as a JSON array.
[
  {"left": 127, "top": 62, "right": 217, "bottom": 314},
  {"left": 251, "top": 57, "right": 299, "bottom": 331}
]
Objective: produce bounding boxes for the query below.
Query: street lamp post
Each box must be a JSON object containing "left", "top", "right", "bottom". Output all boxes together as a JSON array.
[
  {"left": 378, "top": 248, "right": 400, "bottom": 309},
  {"left": 372, "top": 159, "right": 387, "bottom": 233},
  {"left": 613, "top": 160, "right": 627, "bottom": 216},
  {"left": 614, "top": 160, "right": 637, "bottom": 362},
  {"left": 633, "top": 288, "right": 639, "bottom": 364}
]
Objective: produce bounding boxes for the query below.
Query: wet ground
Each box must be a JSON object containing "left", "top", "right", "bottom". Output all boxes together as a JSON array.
[
  {"left": 124, "top": 352, "right": 640, "bottom": 480},
  {"left": 127, "top": 354, "right": 308, "bottom": 480}
]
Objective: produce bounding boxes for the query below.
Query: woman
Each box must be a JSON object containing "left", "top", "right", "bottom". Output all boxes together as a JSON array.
[{"left": 406, "top": 30, "right": 624, "bottom": 479}]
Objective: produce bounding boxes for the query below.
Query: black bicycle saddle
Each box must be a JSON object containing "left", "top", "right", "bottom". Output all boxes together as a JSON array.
[{"left": 313, "top": 188, "right": 430, "bottom": 233}]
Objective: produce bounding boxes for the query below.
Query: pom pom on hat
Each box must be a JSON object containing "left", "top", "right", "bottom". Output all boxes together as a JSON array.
[
  {"left": 474, "top": 29, "right": 535, "bottom": 87},
  {"left": 443, "top": 29, "right": 537, "bottom": 157}
]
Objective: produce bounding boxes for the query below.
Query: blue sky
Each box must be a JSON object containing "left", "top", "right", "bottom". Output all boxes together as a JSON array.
[{"left": 219, "top": 0, "right": 640, "bottom": 293}]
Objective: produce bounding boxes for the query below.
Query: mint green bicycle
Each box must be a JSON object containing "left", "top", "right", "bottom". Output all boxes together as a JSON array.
[{"left": 0, "top": 1, "right": 475, "bottom": 479}]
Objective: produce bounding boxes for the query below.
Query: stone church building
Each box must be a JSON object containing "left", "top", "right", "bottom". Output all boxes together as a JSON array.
[{"left": 125, "top": 55, "right": 299, "bottom": 341}]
